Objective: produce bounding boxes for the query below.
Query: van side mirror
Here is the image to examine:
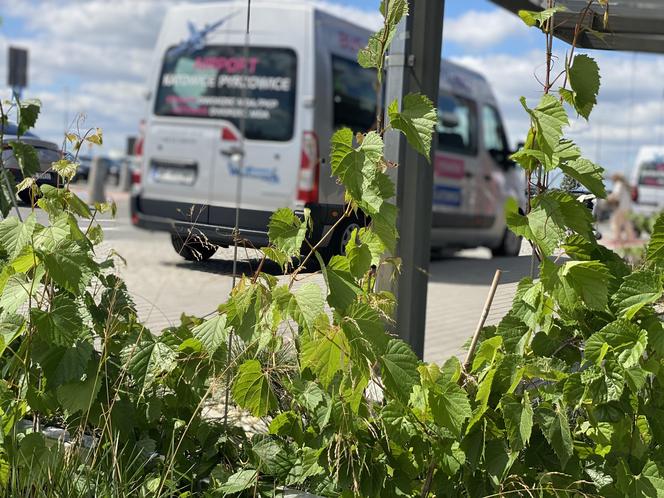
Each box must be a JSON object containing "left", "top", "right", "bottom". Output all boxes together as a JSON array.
[
  {"left": 439, "top": 111, "right": 459, "bottom": 129},
  {"left": 488, "top": 148, "right": 514, "bottom": 170}
]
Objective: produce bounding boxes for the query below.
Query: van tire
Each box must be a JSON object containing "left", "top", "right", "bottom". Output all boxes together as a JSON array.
[
  {"left": 491, "top": 229, "right": 522, "bottom": 257},
  {"left": 320, "top": 219, "right": 362, "bottom": 262},
  {"left": 171, "top": 233, "right": 217, "bottom": 262}
]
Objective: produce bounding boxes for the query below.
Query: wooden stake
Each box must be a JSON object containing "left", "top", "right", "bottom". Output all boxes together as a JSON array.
[{"left": 463, "top": 269, "right": 502, "bottom": 372}]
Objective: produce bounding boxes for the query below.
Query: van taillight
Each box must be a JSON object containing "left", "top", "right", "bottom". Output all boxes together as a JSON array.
[
  {"left": 297, "top": 131, "right": 319, "bottom": 204},
  {"left": 221, "top": 126, "right": 239, "bottom": 142},
  {"left": 131, "top": 169, "right": 141, "bottom": 186},
  {"left": 631, "top": 185, "right": 639, "bottom": 203},
  {"left": 134, "top": 119, "right": 145, "bottom": 156}
]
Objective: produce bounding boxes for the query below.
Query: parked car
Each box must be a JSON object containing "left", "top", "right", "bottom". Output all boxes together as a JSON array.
[
  {"left": 1, "top": 122, "right": 60, "bottom": 203},
  {"left": 72, "top": 155, "right": 92, "bottom": 182},
  {"left": 630, "top": 146, "right": 664, "bottom": 212},
  {"left": 131, "top": 2, "right": 525, "bottom": 261}
]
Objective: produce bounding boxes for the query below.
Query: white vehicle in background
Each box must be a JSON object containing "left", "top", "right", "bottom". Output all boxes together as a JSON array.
[
  {"left": 631, "top": 146, "right": 664, "bottom": 211},
  {"left": 131, "top": 1, "right": 525, "bottom": 261}
]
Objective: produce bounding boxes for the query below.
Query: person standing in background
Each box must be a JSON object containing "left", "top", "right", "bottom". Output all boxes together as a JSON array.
[{"left": 608, "top": 172, "right": 636, "bottom": 244}]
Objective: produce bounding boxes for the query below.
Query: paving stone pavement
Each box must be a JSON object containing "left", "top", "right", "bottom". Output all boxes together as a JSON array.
[{"left": 58, "top": 189, "right": 533, "bottom": 363}]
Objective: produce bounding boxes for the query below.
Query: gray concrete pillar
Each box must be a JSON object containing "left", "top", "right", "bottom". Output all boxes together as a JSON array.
[{"left": 88, "top": 156, "right": 107, "bottom": 204}]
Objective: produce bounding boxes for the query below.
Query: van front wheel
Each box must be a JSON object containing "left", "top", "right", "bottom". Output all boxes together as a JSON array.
[
  {"left": 491, "top": 229, "right": 522, "bottom": 257},
  {"left": 320, "top": 219, "right": 362, "bottom": 262},
  {"left": 171, "top": 234, "right": 217, "bottom": 262}
]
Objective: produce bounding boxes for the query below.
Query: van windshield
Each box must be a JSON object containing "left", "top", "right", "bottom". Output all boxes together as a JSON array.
[{"left": 155, "top": 46, "right": 297, "bottom": 141}]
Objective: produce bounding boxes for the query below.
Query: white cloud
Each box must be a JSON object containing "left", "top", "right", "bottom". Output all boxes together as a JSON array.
[
  {"left": 451, "top": 49, "right": 664, "bottom": 174},
  {"left": 444, "top": 9, "right": 527, "bottom": 50}
]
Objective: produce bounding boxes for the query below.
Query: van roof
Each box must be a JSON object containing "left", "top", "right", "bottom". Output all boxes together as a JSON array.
[{"left": 162, "top": 1, "right": 496, "bottom": 103}]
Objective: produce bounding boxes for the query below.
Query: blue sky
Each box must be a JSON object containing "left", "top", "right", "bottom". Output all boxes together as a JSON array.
[{"left": 2, "top": 0, "right": 664, "bottom": 174}]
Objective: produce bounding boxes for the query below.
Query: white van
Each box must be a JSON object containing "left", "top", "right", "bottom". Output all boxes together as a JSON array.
[
  {"left": 131, "top": 1, "right": 525, "bottom": 261},
  {"left": 631, "top": 146, "right": 664, "bottom": 211}
]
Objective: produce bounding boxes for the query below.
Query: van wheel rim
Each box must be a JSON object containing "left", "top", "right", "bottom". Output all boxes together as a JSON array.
[
  {"left": 505, "top": 231, "right": 521, "bottom": 255},
  {"left": 340, "top": 223, "right": 360, "bottom": 255}
]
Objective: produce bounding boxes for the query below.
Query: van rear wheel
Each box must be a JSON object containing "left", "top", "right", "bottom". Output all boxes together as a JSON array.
[
  {"left": 171, "top": 233, "right": 217, "bottom": 262},
  {"left": 320, "top": 219, "right": 362, "bottom": 263},
  {"left": 491, "top": 229, "right": 522, "bottom": 257}
]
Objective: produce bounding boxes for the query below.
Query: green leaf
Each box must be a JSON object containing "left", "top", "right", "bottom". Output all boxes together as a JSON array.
[
  {"left": 31, "top": 294, "right": 82, "bottom": 347},
  {"left": 344, "top": 301, "right": 389, "bottom": 356},
  {"left": 287, "top": 447, "right": 324, "bottom": 485},
  {"left": 612, "top": 270, "right": 663, "bottom": 319},
  {"left": 346, "top": 229, "right": 372, "bottom": 278},
  {"left": 537, "top": 404, "right": 573, "bottom": 468},
  {"left": 371, "top": 201, "right": 398, "bottom": 253},
  {"left": 125, "top": 338, "right": 177, "bottom": 394},
  {"left": 323, "top": 266, "right": 362, "bottom": 312},
  {"left": 301, "top": 326, "right": 348, "bottom": 388},
  {"left": 267, "top": 208, "right": 307, "bottom": 258},
  {"left": 566, "top": 54, "right": 601, "bottom": 120},
  {"left": 52, "top": 159, "right": 78, "bottom": 182},
  {"left": 0, "top": 213, "right": 36, "bottom": 259},
  {"left": 502, "top": 392, "right": 534, "bottom": 451},
  {"left": 518, "top": 6, "right": 566, "bottom": 27},
  {"left": 232, "top": 359, "right": 277, "bottom": 417},
  {"left": 357, "top": 0, "right": 408, "bottom": 79},
  {"left": 646, "top": 213, "right": 664, "bottom": 265},
  {"left": 429, "top": 381, "right": 471, "bottom": 437},
  {"left": 472, "top": 336, "right": 503, "bottom": 372},
  {"left": 585, "top": 320, "right": 647, "bottom": 368},
  {"left": 0, "top": 272, "right": 34, "bottom": 316},
  {"left": 56, "top": 368, "right": 102, "bottom": 414},
  {"left": 50, "top": 341, "right": 93, "bottom": 386},
  {"left": 219, "top": 469, "right": 257, "bottom": 495},
  {"left": 520, "top": 95, "right": 569, "bottom": 160},
  {"left": 85, "top": 128, "right": 103, "bottom": 146},
  {"left": 380, "top": 339, "right": 419, "bottom": 403},
  {"left": 559, "top": 158, "right": 606, "bottom": 198},
  {"left": 191, "top": 314, "right": 229, "bottom": 355},
  {"left": 17, "top": 99, "right": 41, "bottom": 136},
  {"left": 388, "top": 93, "right": 437, "bottom": 160},
  {"left": 8, "top": 141, "right": 40, "bottom": 177},
  {"left": 288, "top": 283, "right": 324, "bottom": 334},
  {"left": 41, "top": 242, "right": 96, "bottom": 295},
  {"left": 560, "top": 260, "right": 610, "bottom": 310}
]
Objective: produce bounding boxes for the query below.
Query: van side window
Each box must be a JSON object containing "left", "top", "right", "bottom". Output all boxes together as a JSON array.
[
  {"left": 332, "top": 55, "right": 377, "bottom": 132},
  {"left": 482, "top": 105, "right": 508, "bottom": 153},
  {"left": 437, "top": 94, "right": 476, "bottom": 155}
]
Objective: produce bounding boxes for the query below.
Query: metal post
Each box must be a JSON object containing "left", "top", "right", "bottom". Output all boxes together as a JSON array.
[
  {"left": 88, "top": 156, "right": 107, "bottom": 204},
  {"left": 381, "top": 0, "right": 445, "bottom": 359}
]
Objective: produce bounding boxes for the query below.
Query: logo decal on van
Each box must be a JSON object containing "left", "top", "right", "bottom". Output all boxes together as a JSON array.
[
  {"left": 228, "top": 163, "right": 280, "bottom": 184},
  {"left": 435, "top": 155, "right": 465, "bottom": 179},
  {"left": 167, "top": 11, "right": 240, "bottom": 60},
  {"left": 433, "top": 185, "right": 462, "bottom": 207}
]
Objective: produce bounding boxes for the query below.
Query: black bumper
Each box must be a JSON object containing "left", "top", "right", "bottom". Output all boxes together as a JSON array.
[{"left": 130, "top": 194, "right": 343, "bottom": 249}]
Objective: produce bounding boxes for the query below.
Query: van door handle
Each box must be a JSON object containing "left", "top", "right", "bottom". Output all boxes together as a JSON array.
[
  {"left": 220, "top": 146, "right": 244, "bottom": 157},
  {"left": 464, "top": 171, "right": 474, "bottom": 178}
]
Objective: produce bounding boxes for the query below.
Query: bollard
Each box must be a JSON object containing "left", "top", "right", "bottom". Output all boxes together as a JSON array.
[
  {"left": 88, "top": 156, "right": 107, "bottom": 204},
  {"left": 118, "top": 159, "right": 131, "bottom": 192}
]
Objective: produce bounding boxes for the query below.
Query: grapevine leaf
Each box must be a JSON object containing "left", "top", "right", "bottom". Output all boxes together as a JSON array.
[
  {"left": 41, "top": 242, "right": 96, "bottom": 295},
  {"left": 612, "top": 270, "right": 663, "bottom": 320},
  {"left": 56, "top": 368, "right": 102, "bottom": 414},
  {"left": 518, "top": 6, "right": 566, "bottom": 28},
  {"left": 218, "top": 469, "right": 257, "bottom": 494},
  {"left": 290, "top": 283, "right": 325, "bottom": 333},
  {"left": 232, "top": 359, "right": 277, "bottom": 417},
  {"left": 8, "top": 141, "right": 40, "bottom": 177},
  {"left": 429, "top": 381, "right": 471, "bottom": 438},
  {"left": 52, "top": 159, "right": 78, "bottom": 182},
  {"left": 31, "top": 294, "right": 82, "bottom": 347},
  {"left": 502, "top": 392, "right": 534, "bottom": 451},
  {"left": 323, "top": 267, "right": 362, "bottom": 312},
  {"left": 560, "top": 260, "right": 610, "bottom": 310},
  {"left": 567, "top": 54, "right": 601, "bottom": 120},
  {"left": 346, "top": 229, "right": 372, "bottom": 279},
  {"left": 192, "top": 314, "right": 229, "bottom": 355},
  {"left": 380, "top": 339, "right": 419, "bottom": 403},
  {"left": 520, "top": 95, "right": 568, "bottom": 160},
  {"left": 536, "top": 404, "right": 573, "bottom": 468},
  {"left": 0, "top": 213, "right": 36, "bottom": 259},
  {"left": 268, "top": 208, "right": 307, "bottom": 258},
  {"left": 301, "top": 326, "right": 348, "bottom": 388},
  {"left": 125, "top": 338, "right": 177, "bottom": 395},
  {"left": 559, "top": 158, "right": 606, "bottom": 198},
  {"left": 646, "top": 213, "right": 664, "bottom": 265},
  {"left": 17, "top": 99, "right": 41, "bottom": 136},
  {"left": 388, "top": 93, "right": 437, "bottom": 160},
  {"left": 586, "top": 320, "right": 647, "bottom": 368}
]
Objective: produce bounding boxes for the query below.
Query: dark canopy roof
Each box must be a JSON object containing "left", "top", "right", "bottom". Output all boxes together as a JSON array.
[{"left": 491, "top": 1, "right": 664, "bottom": 53}]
